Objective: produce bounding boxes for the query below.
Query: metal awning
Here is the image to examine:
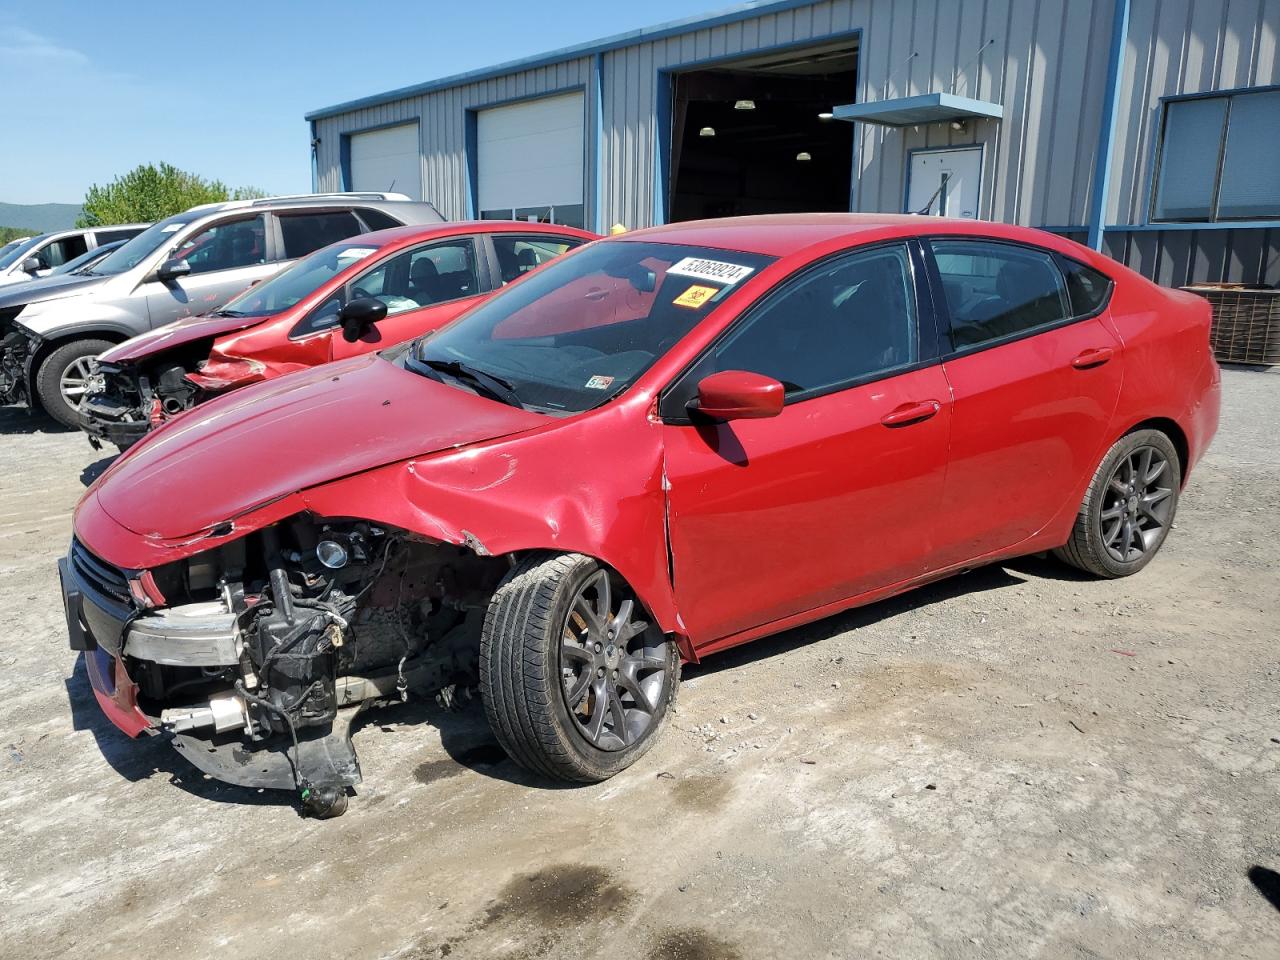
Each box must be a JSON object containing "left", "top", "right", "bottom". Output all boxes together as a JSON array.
[{"left": 832, "top": 92, "right": 1004, "bottom": 126}]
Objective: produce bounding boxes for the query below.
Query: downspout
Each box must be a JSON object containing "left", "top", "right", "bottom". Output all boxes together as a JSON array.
[
  {"left": 309, "top": 120, "right": 319, "bottom": 193},
  {"left": 1088, "top": 0, "right": 1131, "bottom": 251},
  {"left": 593, "top": 52, "right": 606, "bottom": 234}
]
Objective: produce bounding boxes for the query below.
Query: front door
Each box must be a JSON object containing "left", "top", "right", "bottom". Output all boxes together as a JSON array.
[
  {"left": 661, "top": 243, "right": 951, "bottom": 649},
  {"left": 143, "top": 214, "right": 279, "bottom": 327},
  {"left": 926, "top": 239, "right": 1123, "bottom": 568},
  {"left": 907, "top": 147, "right": 982, "bottom": 218}
]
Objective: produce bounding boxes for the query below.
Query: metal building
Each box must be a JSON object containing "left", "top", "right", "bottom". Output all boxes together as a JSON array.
[{"left": 307, "top": 0, "right": 1280, "bottom": 286}]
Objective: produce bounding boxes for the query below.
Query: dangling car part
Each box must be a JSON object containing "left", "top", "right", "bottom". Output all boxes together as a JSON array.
[{"left": 64, "top": 216, "right": 1219, "bottom": 817}]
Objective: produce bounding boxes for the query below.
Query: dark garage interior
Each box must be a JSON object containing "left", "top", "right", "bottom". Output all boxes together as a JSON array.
[{"left": 669, "top": 42, "right": 857, "bottom": 222}]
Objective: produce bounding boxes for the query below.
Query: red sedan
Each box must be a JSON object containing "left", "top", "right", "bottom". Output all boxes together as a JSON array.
[
  {"left": 62, "top": 215, "right": 1220, "bottom": 816},
  {"left": 77, "top": 221, "right": 595, "bottom": 448}
]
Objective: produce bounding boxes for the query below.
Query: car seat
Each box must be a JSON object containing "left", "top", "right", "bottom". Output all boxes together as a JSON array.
[{"left": 410, "top": 258, "right": 441, "bottom": 304}]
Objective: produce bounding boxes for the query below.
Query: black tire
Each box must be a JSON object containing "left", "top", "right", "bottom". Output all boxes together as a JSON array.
[
  {"left": 34, "top": 338, "right": 114, "bottom": 428},
  {"left": 1054, "top": 429, "right": 1181, "bottom": 578},
  {"left": 480, "top": 552, "right": 680, "bottom": 782}
]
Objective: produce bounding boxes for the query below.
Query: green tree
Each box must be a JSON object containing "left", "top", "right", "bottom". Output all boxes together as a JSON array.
[
  {"left": 76, "top": 163, "right": 267, "bottom": 227},
  {"left": 0, "top": 225, "right": 37, "bottom": 244}
]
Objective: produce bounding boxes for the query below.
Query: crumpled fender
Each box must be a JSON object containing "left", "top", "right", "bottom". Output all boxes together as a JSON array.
[{"left": 302, "top": 392, "right": 683, "bottom": 645}]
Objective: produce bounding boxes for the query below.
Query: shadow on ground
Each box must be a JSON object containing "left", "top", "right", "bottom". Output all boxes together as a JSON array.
[
  {"left": 0, "top": 405, "right": 67, "bottom": 436},
  {"left": 1248, "top": 865, "right": 1280, "bottom": 914}
]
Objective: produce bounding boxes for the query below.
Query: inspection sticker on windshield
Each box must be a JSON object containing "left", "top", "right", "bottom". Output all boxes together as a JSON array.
[
  {"left": 585, "top": 375, "right": 615, "bottom": 390},
  {"left": 673, "top": 284, "right": 718, "bottom": 309},
  {"left": 666, "top": 257, "right": 754, "bottom": 286}
]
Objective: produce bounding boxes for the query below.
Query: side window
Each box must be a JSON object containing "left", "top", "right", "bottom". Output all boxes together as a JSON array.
[
  {"left": 39, "top": 236, "right": 89, "bottom": 268},
  {"left": 355, "top": 208, "right": 402, "bottom": 231},
  {"left": 1057, "top": 257, "right": 1113, "bottom": 317},
  {"left": 278, "top": 211, "right": 365, "bottom": 259},
  {"left": 492, "top": 235, "right": 583, "bottom": 284},
  {"left": 94, "top": 229, "right": 139, "bottom": 244},
  {"left": 703, "top": 244, "right": 918, "bottom": 397},
  {"left": 930, "top": 240, "right": 1069, "bottom": 350},
  {"left": 170, "top": 215, "right": 266, "bottom": 276}
]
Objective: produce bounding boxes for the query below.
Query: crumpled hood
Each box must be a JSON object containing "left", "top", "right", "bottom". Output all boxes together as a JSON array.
[
  {"left": 99, "top": 312, "right": 269, "bottom": 364},
  {"left": 91, "top": 353, "right": 546, "bottom": 539},
  {"left": 0, "top": 272, "right": 108, "bottom": 311}
]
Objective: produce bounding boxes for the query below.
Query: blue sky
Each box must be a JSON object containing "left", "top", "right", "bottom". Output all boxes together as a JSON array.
[{"left": 0, "top": 0, "right": 717, "bottom": 205}]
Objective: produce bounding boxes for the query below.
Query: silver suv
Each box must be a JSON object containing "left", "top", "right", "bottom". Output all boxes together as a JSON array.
[
  {"left": 0, "top": 225, "right": 148, "bottom": 286},
  {"left": 0, "top": 193, "right": 443, "bottom": 426}
]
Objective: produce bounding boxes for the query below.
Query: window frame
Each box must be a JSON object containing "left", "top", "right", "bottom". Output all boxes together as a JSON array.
[
  {"left": 920, "top": 236, "right": 1115, "bottom": 358},
  {"left": 163, "top": 213, "right": 271, "bottom": 277},
  {"left": 288, "top": 235, "right": 486, "bottom": 340},
  {"left": 658, "top": 239, "right": 945, "bottom": 425},
  {"left": 483, "top": 232, "right": 589, "bottom": 286},
  {"left": 273, "top": 208, "right": 367, "bottom": 261},
  {"left": 1149, "top": 85, "right": 1280, "bottom": 224}
]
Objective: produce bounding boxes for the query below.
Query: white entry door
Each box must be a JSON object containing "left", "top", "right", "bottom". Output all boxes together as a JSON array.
[{"left": 907, "top": 147, "right": 982, "bottom": 218}]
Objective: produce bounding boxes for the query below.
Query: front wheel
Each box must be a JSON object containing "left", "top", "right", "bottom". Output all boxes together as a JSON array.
[
  {"left": 480, "top": 552, "right": 679, "bottom": 782},
  {"left": 1054, "top": 429, "right": 1181, "bottom": 578},
  {"left": 34, "top": 338, "right": 114, "bottom": 428}
]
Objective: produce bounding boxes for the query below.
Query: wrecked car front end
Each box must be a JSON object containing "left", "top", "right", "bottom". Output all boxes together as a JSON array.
[{"left": 64, "top": 513, "right": 510, "bottom": 817}]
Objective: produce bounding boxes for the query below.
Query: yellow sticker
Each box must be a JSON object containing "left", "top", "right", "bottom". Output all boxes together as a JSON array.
[{"left": 673, "top": 284, "right": 718, "bottom": 309}]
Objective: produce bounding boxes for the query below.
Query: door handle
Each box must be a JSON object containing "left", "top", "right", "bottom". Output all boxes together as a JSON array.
[
  {"left": 880, "top": 400, "right": 941, "bottom": 427},
  {"left": 1071, "top": 347, "right": 1114, "bottom": 369}
]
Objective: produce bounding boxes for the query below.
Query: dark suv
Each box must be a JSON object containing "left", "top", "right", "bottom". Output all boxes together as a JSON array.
[{"left": 0, "top": 193, "right": 442, "bottom": 425}]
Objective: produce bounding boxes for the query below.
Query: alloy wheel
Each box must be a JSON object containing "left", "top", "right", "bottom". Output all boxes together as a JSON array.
[
  {"left": 59, "top": 356, "right": 97, "bottom": 406},
  {"left": 1099, "top": 444, "right": 1175, "bottom": 563},
  {"left": 559, "top": 569, "right": 668, "bottom": 751}
]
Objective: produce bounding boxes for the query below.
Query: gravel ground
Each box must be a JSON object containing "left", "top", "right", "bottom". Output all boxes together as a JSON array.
[{"left": 0, "top": 367, "right": 1277, "bottom": 960}]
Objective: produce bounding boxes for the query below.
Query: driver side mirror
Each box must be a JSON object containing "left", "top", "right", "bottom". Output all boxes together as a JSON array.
[
  {"left": 691, "top": 370, "right": 784, "bottom": 421},
  {"left": 156, "top": 258, "right": 191, "bottom": 282},
  {"left": 20, "top": 256, "right": 44, "bottom": 275},
  {"left": 338, "top": 297, "right": 388, "bottom": 343}
]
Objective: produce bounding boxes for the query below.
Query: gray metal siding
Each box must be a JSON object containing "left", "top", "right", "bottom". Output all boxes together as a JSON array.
[
  {"left": 1107, "top": 0, "right": 1280, "bottom": 225},
  {"left": 1103, "top": 227, "right": 1280, "bottom": 287},
  {"left": 314, "top": 57, "right": 594, "bottom": 220}
]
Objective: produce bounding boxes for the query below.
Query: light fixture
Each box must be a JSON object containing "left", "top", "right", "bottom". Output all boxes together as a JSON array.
[
  {"left": 733, "top": 99, "right": 756, "bottom": 111},
  {"left": 796, "top": 151, "right": 812, "bottom": 162},
  {"left": 316, "top": 539, "right": 350, "bottom": 569},
  {"left": 950, "top": 119, "right": 968, "bottom": 132},
  {"left": 818, "top": 111, "right": 834, "bottom": 120},
  {"left": 699, "top": 126, "right": 716, "bottom": 137}
]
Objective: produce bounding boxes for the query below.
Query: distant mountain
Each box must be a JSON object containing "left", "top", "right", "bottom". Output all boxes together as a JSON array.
[{"left": 0, "top": 202, "right": 83, "bottom": 234}]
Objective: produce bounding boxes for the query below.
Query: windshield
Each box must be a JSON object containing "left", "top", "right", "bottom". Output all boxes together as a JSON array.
[
  {"left": 217, "top": 241, "right": 381, "bottom": 318},
  {"left": 91, "top": 212, "right": 204, "bottom": 275},
  {"left": 413, "top": 241, "right": 774, "bottom": 413},
  {"left": 0, "top": 236, "right": 41, "bottom": 271}
]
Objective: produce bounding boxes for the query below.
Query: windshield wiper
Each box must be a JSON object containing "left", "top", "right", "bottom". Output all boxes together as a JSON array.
[
  {"left": 209, "top": 309, "right": 246, "bottom": 318},
  {"left": 414, "top": 357, "right": 523, "bottom": 409}
]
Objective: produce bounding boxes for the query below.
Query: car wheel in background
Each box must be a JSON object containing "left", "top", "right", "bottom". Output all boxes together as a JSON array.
[
  {"left": 480, "top": 552, "right": 680, "bottom": 782},
  {"left": 35, "top": 338, "right": 114, "bottom": 428},
  {"left": 1054, "top": 428, "right": 1181, "bottom": 578}
]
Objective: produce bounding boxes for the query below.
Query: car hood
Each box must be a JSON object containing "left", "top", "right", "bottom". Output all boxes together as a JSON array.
[
  {"left": 0, "top": 272, "right": 109, "bottom": 310},
  {"left": 90, "top": 352, "right": 547, "bottom": 539},
  {"left": 100, "top": 312, "right": 271, "bottom": 364}
]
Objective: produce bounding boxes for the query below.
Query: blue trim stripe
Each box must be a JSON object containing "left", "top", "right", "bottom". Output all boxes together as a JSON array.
[
  {"left": 305, "top": 0, "right": 822, "bottom": 121},
  {"left": 1088, "top": 0, "right": 1130, "bottom": 251},
  {"left": 593, "top": 53, "right": 606, "bottom": 233}
]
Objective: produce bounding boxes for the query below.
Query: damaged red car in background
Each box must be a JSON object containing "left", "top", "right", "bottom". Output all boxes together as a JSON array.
[
  {"left": 77, "top": 221, "right": 594, "bottom": 449},
  {"left": 62, "top": 215, "right": 1220, "bottom": 817}
]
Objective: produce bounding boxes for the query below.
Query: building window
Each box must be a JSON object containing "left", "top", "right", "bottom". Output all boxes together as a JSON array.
[{"left": 1152, "top": 88, "right": 1280, "bottom": 222}]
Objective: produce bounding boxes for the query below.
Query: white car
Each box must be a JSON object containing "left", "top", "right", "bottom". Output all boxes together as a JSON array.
[{"left": 0, "top": 225, "right": 147, "bottom": 286}]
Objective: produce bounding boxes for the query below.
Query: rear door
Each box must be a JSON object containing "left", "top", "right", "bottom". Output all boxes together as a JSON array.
[
  {"left": 926, "top": 239, "right": 1122, "bottom": 568},
  {"left": 142, "top": 214, "right": 276, "bottom": 327},
  {"left": 660, "top": 242, "right": 952, "bottom": 649}
]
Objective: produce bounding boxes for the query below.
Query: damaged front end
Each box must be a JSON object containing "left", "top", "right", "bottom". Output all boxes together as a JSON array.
[
  {"left": 0, "top": 309, "right": 31, "bottom": 407},
  {"left": 63, "top": 516, "right": 509, "bottom": 817},
  {"left": 80, "top": 347, "right": 261, "bottom": 450}
]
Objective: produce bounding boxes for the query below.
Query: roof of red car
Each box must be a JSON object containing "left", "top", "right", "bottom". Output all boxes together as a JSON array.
[
  {"left": 619, "top": 214, "right": 1044, "bottom": 257},
  {"left": 356, "top": 219, "right": 597, "bottom": 249}
]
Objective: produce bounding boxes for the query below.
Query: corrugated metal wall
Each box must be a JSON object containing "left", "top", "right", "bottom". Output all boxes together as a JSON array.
[
  {"left": 1104, "top": 228, "right": 1280, "bottom": 286},
  {"left": 313, "top": 57, "right": 594, "bottom": 220},
  {"left": 1107, "top": 0, "right": 1280, "bottom": 225}
]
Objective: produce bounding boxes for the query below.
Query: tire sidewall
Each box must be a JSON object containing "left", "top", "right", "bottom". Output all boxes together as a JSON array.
[
  {"left": 1082, "top": 429, "right": 1181, "bottom": 577},
  {"left": 541, "top": 556, "right": 680, "bottom": 779}
]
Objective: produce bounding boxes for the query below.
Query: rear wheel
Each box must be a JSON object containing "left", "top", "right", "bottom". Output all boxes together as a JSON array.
[
  {"left": 480, "top": 552, "right": 679, "bottom": 782},
  {"left": 1054, "top": 429, "right": 1180, "bottom": 578},
  {"left": 35, "top": 338, "right": 113, "bottom": 428}
]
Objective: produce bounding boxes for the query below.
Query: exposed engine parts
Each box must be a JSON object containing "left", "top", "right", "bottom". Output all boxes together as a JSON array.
[{"left": 118, "top": 515, "right": 509, "bottom": 816}]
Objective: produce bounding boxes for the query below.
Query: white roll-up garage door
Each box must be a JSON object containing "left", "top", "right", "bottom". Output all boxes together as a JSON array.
[
  {"left": 348, "top": 123, "right": 422, "bottom": 198},
  {"left": 477, "top": 92, "right": 585, "bottom": 227}
]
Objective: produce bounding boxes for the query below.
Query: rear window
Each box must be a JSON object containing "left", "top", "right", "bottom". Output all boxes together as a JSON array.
[{"left": 356, "top": 207, "right": 402, "bottom": 231}]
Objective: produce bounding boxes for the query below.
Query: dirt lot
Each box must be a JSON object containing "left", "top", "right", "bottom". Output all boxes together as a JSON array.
[{"left": 1, "top": 367, "right": 1277, "bottom": 960}]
